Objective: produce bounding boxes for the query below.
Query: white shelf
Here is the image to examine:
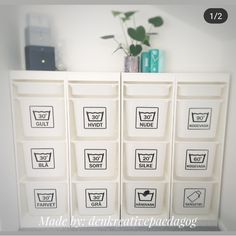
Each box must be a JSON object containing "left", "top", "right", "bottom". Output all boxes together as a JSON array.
[{"left": 10, "top": 71, "right": 229, "bottom": 229}]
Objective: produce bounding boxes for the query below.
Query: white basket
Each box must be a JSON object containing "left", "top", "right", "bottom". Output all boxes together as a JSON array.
[
  {"left": 75, "top": 182, "right": 117, "bottom": 216},
  {"left": 124, "top": 99, "right": 170, "bottom": 138},
  {"left": 176, "top": 100, "right": 221, "bottom": 139},
  {"left": 74, "top": 141, "right": 118, "bottom": 178},
  {"left": 173, "top": 182, "right": 213, "bottom": 215},
  {"left": 124, "top": 142, "right": 167, "bottom": 178},
  {"left": 21, "top": 141, "right": 67, "bottom": 178},
  {"left": 174, "top": 142, "right": 217, "bottom": 178},
  {"left": 72, "top": 99, "right": 118, "bottom": 138},
  {"left": 24, "top": 182, "right": 68, "bottom": 216},
  {"left": 18, "top": 98, "right": 65, "bottom": 137},
  {"left": 124, "top": 182, "right": 166, "bottom": 215}
]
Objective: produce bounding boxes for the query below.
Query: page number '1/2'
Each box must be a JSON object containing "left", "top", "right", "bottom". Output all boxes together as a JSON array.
[{"left": 204, "top": 8, "right": 228, "bottom": 24}]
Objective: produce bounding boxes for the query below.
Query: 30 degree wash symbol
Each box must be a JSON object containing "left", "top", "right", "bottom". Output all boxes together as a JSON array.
[
  {"left": 33, "top": 110, "right": 51, "bottom": 121},
  {"left": 86, "top": 111, "right": 104, "bottom": 122},
  {"left": 139, "top": 111, "right": 156, "bottom": 122}
]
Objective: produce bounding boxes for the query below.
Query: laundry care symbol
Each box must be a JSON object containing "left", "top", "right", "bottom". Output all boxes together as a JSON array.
[
  {"left": 85, "top": 188, "right": 107, "bottom": 208},
  {"left": 34, "top": 189, "right": 57, "bottom": 209},
  {"left": 31, "top": 148, "right": 55, "bottom": 169},
  {"left": 136, "top": 107, "right": 159, "bottom": 129},
  {"left": 134, "top": 188, "right": 157, "bottom": 208},
  {"left": 185, "top": 149, "right": 208, "bottom": 170},
  {"left": 29, "top": 105, "right": 54, "bottom": 128},
  {"left": 183, "top": 188, "right": 206, "bottom": 208},
  {"left": 83, "top": 107, "right": 107, "bottom": 129},
  {"left": 84, "top": 149, "right": 107, "bottom": 170},
  {"left": 188, "top": 108, "right": 212, "bottom": 130},
  {"left": 135, "top": 149, "right": 157, "bottom": 170}
]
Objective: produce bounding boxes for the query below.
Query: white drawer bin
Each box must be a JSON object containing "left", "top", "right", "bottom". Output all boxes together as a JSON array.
[
  {"left": 74, "top": 141, "right": 118, "bottom": 178},
  {"left": 72, "top": 99, "right": 118, "bottom": 138},
  {"left": 124, "top": 99, "right": 170, "bottom": 138},
  {"left": 124, "top": 182, "right": 166, "bottom": 215},
  {"left": 22, "top": 141, "right": 67, "bottom": 178},
  {"left": 124, "top": 142, "right": 167, "bottom": 178},
  {"left": 18, "top": 98, "right": 65, "bottom": 137},
  {"left": 176, "top": 100, "right": 221, "bottom": 139},
  {"left": 175, "top": 142, "right": 217, "bottom": 178},
  {"left": 173, "top": 182, "right": 213, "bottom": 215},
  {"left": 25, "top": 182, "right": 68, "bottom": 216},
  {"left": 75, "top": 182, "right": 118, "bottom": 216}
]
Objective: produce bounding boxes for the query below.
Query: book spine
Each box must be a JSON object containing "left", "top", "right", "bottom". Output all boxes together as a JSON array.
[
  {"left": 149, "top": 49, "right": 159, "bottom": 73},
  {"left": 141, "top": 52, "right": 150, "bottom": 72}
]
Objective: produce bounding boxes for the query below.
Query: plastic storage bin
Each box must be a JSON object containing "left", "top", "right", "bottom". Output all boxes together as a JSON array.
[
  {"left": 21, "top": 141, "right": 67, "bottom": 179},
  {"left": 24, "top": 182, "right": 68, "bottom": 216},
  {"left": 176, "top": 100, "right": 221, "bottom": 139},
  {"left": 72, "top": 99, "right": 118, "bottom": 138},
  {"left": 75, "top": 182, "right": 118, "bottom": 216},
  {"left": 17, "top": 98, "right": 65, "bottom": 137},
  {"left": 73, "top": 141, "right": 118, "bottom": 178},
  {"left": 174, "top": 142, "right": 217, "bottom": 178},
  {"left": 124, "top": 182, "right": 167, "bottom": 215},
  {"left": 124, "top": 99, "right": 170, "bottom": 138},
  {"left": 124, "top": 142, "right": 167, "bottom": 178},
  {"left": 173, "top": 182, "right": 213, "bottom": 215}
]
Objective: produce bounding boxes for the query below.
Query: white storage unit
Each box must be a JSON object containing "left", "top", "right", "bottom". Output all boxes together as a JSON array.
[
  {"left": 121, "top": 73, "right": 174, "bottom": 223},
  {"left": 10, "top": 71, "right": 229, "bottom": 229},
  {"left": 10, "top": 72, "right": 70, "bottom": 228},
  {"left": 68, "top": 73, "right": 120, "bottom": 225},
  {"left": 171, "top": 74, "right": 229, "bottom": 227}
]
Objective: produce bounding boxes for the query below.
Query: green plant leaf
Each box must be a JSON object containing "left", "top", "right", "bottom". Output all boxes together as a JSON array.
[
  {"left": 121, "top": 16, "right": 127, "bottom": 22},
  {"left": 124, "top": 11, "right": 136, "bottom": 18},
  {"left": 148, "top": 16, "right": 164, "bottom": 27},
  {"left": 130, "top": 44, "right": 142, "bottom": 56},
  {"left": 112, "top": 11, "right": 122, "bottom": 17},
  {"left": 143, "top": 39, "right": 150, "bottom": 47},
  {"left": 101, "top": 35, "right": 115, "bottom": 39},
  {"left": 128, "top": 26, "right": 146, "bottom": 42}
]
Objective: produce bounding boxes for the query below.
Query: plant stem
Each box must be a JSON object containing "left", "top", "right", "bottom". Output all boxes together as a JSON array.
[
  {"left": 119, "top": 18, "right": 129, "bottom": 50},
  {"left": 112, "top": 38, "right": 129, "bottom": 56}
]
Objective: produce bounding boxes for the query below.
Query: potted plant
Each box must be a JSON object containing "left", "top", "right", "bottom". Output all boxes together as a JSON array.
[{"left": 101, "top": 10, "right": 164, "bottom": 72}]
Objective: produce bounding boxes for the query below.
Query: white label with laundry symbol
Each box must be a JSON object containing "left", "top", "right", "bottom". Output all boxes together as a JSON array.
[
  {"left": 183, "top": 188, "right": 206, "bottom": 208},
  {"left": 29, "top": 105, "right": 54, "bottom": 128},
  {"left": 85, "top": 188, "right": 107, "bottom": 208},
  {"left": 83, "top": 107, "right": 107, "bottom": 129},
  {"left": 185, "top": 149, "right": 208, "bottom": 170},
  {"left": 135, "top": 107, "right": 159, "bottom": 129},
  {"left": 135, "top": 149, "right": 157, "bottom": 170},
  {"left": 188, "top": 108, "right": 212, "bottom": 130},
  {"left": 84, "top": 149, "right": 107, "bottom": 170},
  {"left": 31, "top": 148, "right": 55, "bottom": 169},
  {"left": 34, "top": 189, "right": 57, "bottom": 209},
  {"left": 134, "top": 188, "right": 157, "bottom": 208}
]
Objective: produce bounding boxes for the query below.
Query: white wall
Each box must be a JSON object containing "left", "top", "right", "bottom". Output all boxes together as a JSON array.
[
  {"left": 0, "top": 6, "right": 21, "bottom": 232},
  {"left": 18, "top": 5, "right": 224, "bottom": 72},
  {"left": 219, "top": 39, "right": 236, "bottom": 231},
  {"left": 1, "top": 3, "right": 236, "bottom": 231}
]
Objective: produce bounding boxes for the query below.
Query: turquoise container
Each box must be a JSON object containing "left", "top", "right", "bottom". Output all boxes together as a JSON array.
[
  {"left": 140, "top": 52, "right": 150, "bottom": 72},
  {"left": 149, "top": 49, "right": 159, "bottom": 73}
]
